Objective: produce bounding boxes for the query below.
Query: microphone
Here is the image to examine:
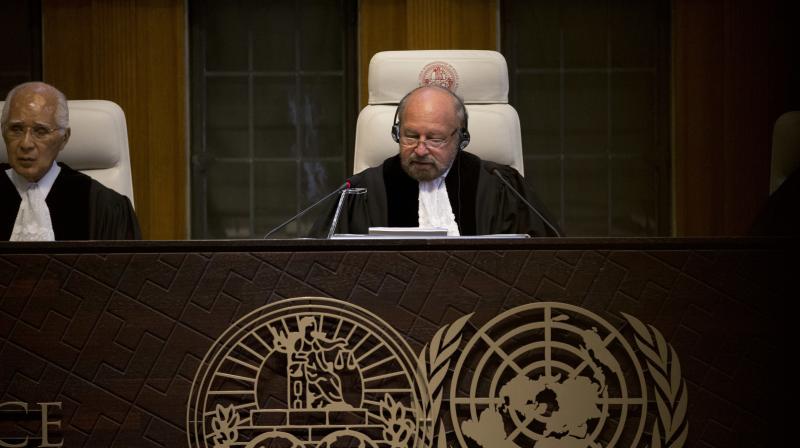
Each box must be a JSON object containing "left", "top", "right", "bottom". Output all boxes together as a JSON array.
[
  {"left": 263, "top": 180, "right": 350, "bottom": 239},
  {"left": 491, "top": 168, "right": 562, "bottom": 237},
  {"left": 327, "top": 186, "right": 367, "bottom": 239}
]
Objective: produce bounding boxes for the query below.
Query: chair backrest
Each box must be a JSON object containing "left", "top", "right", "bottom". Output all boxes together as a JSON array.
[
  {"left": 353, "top": 50, "right": 525, "bottom": 176},
  {"left": 770, "top": 111, "right": 800, "bottom": 194},
  {"left": 1, "top": 99, "right": 135, "bottom": 207}
]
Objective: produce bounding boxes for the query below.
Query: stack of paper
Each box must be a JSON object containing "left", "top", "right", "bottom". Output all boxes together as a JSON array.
[{"left": 367, "top": 227, "right": 449, "bottom": 237}]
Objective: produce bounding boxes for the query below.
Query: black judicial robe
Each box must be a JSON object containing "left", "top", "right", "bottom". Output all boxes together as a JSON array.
[
  {"left": 750, "top": 168, "right": 800, "bottom": 236},
  {"left": 0, "top": 162, "right": 141, "bottom": 240},
  {"left": 311, "top": 151, "right": 562, "bottom": 237}
]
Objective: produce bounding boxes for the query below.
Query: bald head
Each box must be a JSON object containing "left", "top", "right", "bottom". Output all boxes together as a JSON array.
[
  {"left": 2, "top": 82, "right": 69, "bottom": 129},
  {"left": 397, "top": 85, "right": 467, "bottom": 130}
]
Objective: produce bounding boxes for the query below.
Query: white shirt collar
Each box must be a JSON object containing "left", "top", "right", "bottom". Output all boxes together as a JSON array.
[{"left": 6, "top": 162, "right": 61, "bottom": 198}]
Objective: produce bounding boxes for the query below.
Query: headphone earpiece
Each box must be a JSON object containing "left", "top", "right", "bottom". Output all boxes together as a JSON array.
[
  {"left": 391, "top": 104, "right": 401, "bottom": 142},
  {"left": 458, "top": 128, "right": 470, "bottom": 151}
]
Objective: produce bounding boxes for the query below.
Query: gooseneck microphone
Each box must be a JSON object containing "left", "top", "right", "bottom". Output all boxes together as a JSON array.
[
  {"left": 263, "top": 181, "right": 350, "bottom": 239},
  {"left": 491, "top": 168, "right": 562, "bottom": 237}
]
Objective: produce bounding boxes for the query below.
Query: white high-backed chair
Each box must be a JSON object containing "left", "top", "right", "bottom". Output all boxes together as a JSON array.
[
  {"left": 353, "top": 50, "right": 525, "bottom": 176},
  {"left": 1, "top": 100, "right": 135, "bottom": 208},
  {"left": 769, "top": 111, "right": 800, "bottom": 194}
]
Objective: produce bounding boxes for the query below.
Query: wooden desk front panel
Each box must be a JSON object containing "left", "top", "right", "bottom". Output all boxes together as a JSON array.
[{"left": 0, "top": 240, "right": 791, "bottom": 446}]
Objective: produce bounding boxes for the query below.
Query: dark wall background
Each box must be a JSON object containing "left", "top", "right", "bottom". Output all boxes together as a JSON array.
[
  {"left": 0, "top": 0, "right": 797, "bottom": 237},
  {"left": 672, "top": 0, "right": 799, "bottom": 236},
  {"left": 0, "top": 0, "right": 41, "bottom": 97}
]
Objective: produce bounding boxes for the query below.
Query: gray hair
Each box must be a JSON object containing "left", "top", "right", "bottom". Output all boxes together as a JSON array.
[
  {"left": 396, "top": 84, "right": 468, "bottom": 130},
  {"left": 1, "top": 82, "right": 69, "bottom": 129}
]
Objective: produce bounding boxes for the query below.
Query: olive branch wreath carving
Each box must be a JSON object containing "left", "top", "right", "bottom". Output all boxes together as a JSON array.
[
  {"left": 210, "top": 403, "right": 240, "bottom": 448},
  {"left": 622, "top": 313, "right": 689, "bottom": 448},
  {"left": 416, "top": 313, "right": 473, "bottom": 448}
]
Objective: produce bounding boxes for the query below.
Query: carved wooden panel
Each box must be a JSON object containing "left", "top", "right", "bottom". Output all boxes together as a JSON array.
[{"left": 0, "top": 240, "right": 791, "bottom": 446}]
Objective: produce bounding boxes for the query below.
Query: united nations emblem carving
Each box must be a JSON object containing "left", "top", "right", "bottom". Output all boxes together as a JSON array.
[
  {"left": 449, "top": 303, "right": 688, "bottom": 448},
  {"left": 188, "top": 299, "right": 688, "bottom": 447},
  {"left": 187, "top": 297, "right": 425, "bottom": 448},
  {"left": 418, "top": 61, "right": 459, "bottom": 91}
]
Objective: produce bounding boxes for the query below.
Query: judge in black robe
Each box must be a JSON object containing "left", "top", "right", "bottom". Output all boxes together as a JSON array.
[
  {"left": 1, "top": 162, "right": 141, "bottom": 240},
  {"left": 311, "top": 150, "right": 562, "bottom": 237}
]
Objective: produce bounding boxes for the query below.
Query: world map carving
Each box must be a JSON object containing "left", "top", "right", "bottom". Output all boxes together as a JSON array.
[{"left": 451, "top": 303, "right": 652, "bottom": 447}]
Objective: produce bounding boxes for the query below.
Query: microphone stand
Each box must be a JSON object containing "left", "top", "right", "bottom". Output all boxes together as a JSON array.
[
  {"left": 327, "top": 187, "right": 367, "bottom": 239},
  {"left": 491, "top": 168, "right": 562, "bottom": 237},
  {"left": 263, "top": 181, "right": 349, "bottom": 239}
]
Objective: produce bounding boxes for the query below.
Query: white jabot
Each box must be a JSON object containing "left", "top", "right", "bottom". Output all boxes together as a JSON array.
[
  {"left": 6, "top": 163, "right": 61, "bottom": 241},
  {"left": 418, "top": 169, "right": 460, "bottom": 236}
]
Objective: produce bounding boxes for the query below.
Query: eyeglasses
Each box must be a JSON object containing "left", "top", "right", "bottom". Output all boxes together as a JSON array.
[
  {"left": 3, "top": 123, "right": 63, "bottom": 140},
  {"left": 399, "top": 128, "right": 457, "bottom": 150}
]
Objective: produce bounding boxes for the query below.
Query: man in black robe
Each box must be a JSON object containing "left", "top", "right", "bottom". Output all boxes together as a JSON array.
[
  {"left": 1, "top": 82, "right": 140, "bottom": 240},
  {"left": 312, "top": 85, "right": 561, "bottom": 237}
]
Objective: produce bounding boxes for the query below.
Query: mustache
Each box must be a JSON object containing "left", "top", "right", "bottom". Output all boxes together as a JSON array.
[{"left": 408, "top": 154, "right": 434, "bottom": 163}]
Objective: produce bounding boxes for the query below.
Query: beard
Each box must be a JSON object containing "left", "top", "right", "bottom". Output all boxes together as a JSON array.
[{"left": 400, "top": 153, "right": 454, "bottom": 181}]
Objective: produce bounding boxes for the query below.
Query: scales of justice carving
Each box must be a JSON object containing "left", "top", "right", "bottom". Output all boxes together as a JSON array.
[
  {"left": 188, "top": 298, "right": 688, "bottom": 448},
  {"left": 188, "top": 298, "right": 426, "bottom": 448}
]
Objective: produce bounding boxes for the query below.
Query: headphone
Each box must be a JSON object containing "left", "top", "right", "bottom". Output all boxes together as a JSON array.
[{"left": 391, "top": 87, "right": 471, "bottom": 151}]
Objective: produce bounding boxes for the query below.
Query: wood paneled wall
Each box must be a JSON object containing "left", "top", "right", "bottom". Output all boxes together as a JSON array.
[
  {"left": 27, "top": 0, "right": 793, "bottom": 238},
  {"left": 41, "top": 0, "right": 187, "bottom": 240},
  {"left": 358, "top": 0, "right": 497, "bottom": 107},
  {"left": 0, "top": 0, "right": 41, "bottom": 94},
  {"left": 673, "top": 0, "right": 793, "bottom": 235}
]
